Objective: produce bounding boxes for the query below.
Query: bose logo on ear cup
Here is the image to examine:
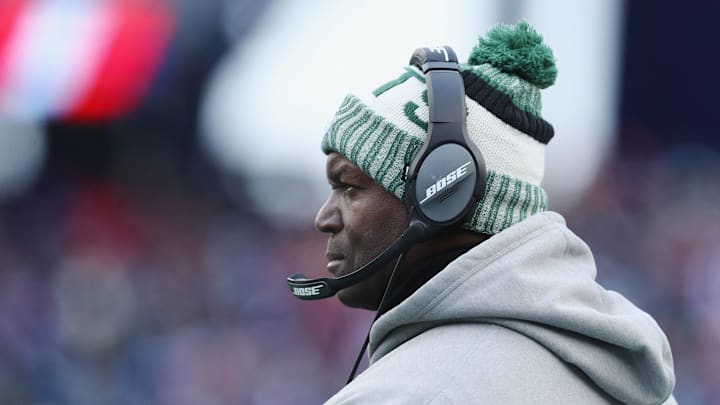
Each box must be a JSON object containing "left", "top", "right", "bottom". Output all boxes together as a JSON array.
[{"left": 419, "top": 161, "right": 472, "bottom": 205}]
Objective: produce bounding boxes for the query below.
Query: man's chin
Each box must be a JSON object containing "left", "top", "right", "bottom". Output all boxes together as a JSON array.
[
  {"left": 336, "top": 284, "right": 382, "bottom": 310},
  {"left": 332, "top": 258, "right": 394, "bottom": 310}
]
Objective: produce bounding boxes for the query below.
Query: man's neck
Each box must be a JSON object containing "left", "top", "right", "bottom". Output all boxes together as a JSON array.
[{"left": 377, "top": 230, "right": 490, "bottom": 314}]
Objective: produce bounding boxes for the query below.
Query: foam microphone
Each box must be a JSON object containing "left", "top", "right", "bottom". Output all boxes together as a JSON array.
[{"left": 287, "top": 219, "right": 429, "bottom": 300}]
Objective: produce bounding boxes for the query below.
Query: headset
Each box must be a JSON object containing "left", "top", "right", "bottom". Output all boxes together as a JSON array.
[{"left": 287, "top": 45, "right": 486, "bottom": 301}]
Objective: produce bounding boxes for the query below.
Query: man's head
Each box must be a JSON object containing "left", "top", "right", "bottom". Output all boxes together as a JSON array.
[{"left": 315, "top": 21, "right": 558, "bottom": 308}]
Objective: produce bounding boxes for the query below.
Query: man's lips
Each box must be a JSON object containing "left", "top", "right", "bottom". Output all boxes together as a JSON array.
[
  {"left": 326, "top": 251, "right": 345, "bottom": 275},
  {"left": 326, "top": 251, "right": 344, "bottom": 261}
]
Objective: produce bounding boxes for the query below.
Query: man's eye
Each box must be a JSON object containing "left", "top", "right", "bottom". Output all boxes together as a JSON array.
[{"left": 332, "top": 184, "right": 357, "bottom": 194}]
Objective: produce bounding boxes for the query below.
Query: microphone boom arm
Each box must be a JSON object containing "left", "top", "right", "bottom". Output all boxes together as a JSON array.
[{"left": 287, "top": 219, "right": 429, "bottom": 300}]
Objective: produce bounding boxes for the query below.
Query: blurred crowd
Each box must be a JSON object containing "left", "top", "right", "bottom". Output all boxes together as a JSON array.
[{"left": 0, "top": 154, "right": 373, "bottom": 404}]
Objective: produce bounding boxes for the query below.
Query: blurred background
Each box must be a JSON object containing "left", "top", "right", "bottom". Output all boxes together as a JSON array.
[{"left": 0, "top": 0, "right": 717, "bottom": 403}]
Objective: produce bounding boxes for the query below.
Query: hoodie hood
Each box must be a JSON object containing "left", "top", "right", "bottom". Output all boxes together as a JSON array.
[{"left": 368, "top": 211, "right": 675, "bottom": 405}]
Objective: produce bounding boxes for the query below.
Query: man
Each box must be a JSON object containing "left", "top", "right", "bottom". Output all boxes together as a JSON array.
[{"left": 306, "top": 22, "right": 676, "bottom": 404}]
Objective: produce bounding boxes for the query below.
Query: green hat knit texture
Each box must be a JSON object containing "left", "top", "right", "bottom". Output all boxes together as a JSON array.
[{"left": 321, "top": 21, "right": 557, "bottom": 235}]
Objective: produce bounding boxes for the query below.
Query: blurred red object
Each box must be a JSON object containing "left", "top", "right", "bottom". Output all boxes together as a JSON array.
[{"left": 0, "top": 0, "right": 174, "bottom": 122}]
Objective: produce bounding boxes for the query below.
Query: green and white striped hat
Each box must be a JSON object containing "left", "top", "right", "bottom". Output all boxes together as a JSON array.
[{"left": 321, "top": 21, "right": 558, "bottom": 235}]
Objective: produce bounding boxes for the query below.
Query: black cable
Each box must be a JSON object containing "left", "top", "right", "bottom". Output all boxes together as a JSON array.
[{"left": 345, "top": 251, "right": 406, "bottom": 384}]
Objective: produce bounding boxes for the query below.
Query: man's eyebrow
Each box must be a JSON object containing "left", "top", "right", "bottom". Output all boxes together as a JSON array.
[
  {"left": 327, "top": 164, "right": 349, "bottom": 183},
  {"left": 328, "top": 163, "right": 367, "bottom": 185}
]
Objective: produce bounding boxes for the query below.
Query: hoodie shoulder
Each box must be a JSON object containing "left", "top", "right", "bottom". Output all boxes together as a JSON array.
[{"left": 368, "top": 211, "right": 675, "bottom": 404}]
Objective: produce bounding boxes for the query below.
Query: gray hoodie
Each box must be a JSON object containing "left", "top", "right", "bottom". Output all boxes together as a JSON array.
[{"left": 325, "top": 212, "right": 676, "bottom": 404}]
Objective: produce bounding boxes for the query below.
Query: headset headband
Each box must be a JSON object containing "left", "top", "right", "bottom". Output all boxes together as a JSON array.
[{"left": 405, "top": 46, "right": 486, "bottom": 229}]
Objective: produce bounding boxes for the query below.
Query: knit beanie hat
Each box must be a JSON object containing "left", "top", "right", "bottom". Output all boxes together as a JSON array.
[{"left": 321, "top": 21, "right": 557, "bottom": 235}]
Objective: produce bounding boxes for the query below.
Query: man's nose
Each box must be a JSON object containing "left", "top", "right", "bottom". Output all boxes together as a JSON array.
[{"left": 314, "top": 196, "right": 342, "bottom": 234}]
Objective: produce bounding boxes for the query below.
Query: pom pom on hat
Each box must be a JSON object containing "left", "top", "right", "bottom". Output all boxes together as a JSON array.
[{"left": 468, "top": 20, "right": 557, "bottom": 89}]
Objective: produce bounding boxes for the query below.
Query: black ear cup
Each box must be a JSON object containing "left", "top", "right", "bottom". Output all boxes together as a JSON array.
[{"left": 412, "top": 143, "right": 479, "bottom": 223}]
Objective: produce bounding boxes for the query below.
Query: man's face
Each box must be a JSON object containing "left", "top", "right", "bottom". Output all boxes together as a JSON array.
[{"left": 315, "top": 153, "right": 408, "bottom": 309}]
